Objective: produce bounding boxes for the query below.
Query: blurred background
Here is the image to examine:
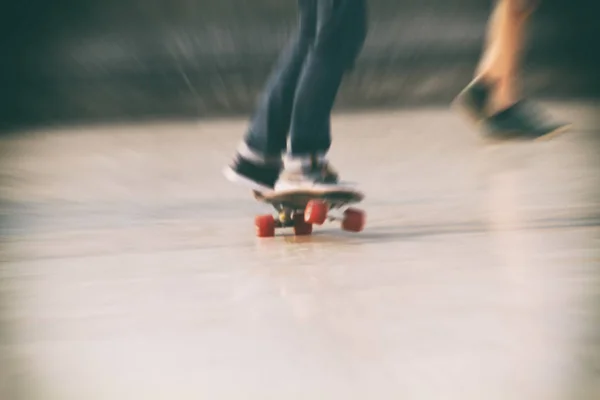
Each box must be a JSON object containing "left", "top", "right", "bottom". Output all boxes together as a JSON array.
[
  {"left": 1, "top": 1, "right": 600, "bottom": 400},
  {"left": 0, "top": 0, "right": 598, "bottom": 129}
]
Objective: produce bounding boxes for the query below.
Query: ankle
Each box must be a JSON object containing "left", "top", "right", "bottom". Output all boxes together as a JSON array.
[
  {"left": 283, "top": 153, "right": 328, "bottom": 171},
  {"left": 489, "top": 95, "right": 520, "bottom": 115}
]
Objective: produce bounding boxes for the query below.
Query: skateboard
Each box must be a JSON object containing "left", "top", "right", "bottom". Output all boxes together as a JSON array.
[{"left": 252, "top": 188, "right": 365, "bottom": 238}]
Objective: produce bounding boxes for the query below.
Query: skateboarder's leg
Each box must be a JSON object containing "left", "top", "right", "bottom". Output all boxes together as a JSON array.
[
  {"left": 225, "top": 0, "right": 318, "bottom": 191},
  {"left": 277, "top": 0, "right": 367, "bottom": 191},
  {"left": 244, "top": 0, "right": 318, "bottom": 159},
  {"left": 454, "top": 0, "right": 569, "bottom": 140}
]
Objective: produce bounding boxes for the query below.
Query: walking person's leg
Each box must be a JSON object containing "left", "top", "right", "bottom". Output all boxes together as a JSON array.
[
  {"left": 454, "top": 0, "right": 569, "bottom": 140},
  {"left": 476, "top": 0, "right": 534, "bottom": 113},
  {"left": 275, "top": 0, "right": 368, "bottom": 191},
  {"left": 225, "top": 0, "right": 318, "bottom": 192}
]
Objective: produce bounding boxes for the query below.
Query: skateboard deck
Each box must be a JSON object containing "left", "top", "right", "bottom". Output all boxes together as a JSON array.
[
  {"left": 255, "top": 188, "right": 364, "bottom": 209},
  {"left": 252, "top": 187, "right": 365, "bottom": 237}
]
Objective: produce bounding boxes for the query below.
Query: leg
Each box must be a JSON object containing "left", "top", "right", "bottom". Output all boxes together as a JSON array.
[
  {"left": 244, "top": 0, "right": 318, "bottom": 159},
  {"left": 277, "top": 0, "right": 368, "bottom": 190},
  {"left": 225, "top": 0, "right": 318, "bottom": 191},
  {"left": 476, "top": 0, "right": 537, "bottom": 113},
  {"left": 454, "top": 0, "right": 570, "bottom": 140},
  {"left": 289, "top": 0, "right": 367, "bottom": 157}
]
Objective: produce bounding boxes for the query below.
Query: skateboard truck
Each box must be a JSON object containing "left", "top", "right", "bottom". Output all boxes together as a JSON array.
[{"left": 255, "top": 199, "right": 365, "bottom": 238}]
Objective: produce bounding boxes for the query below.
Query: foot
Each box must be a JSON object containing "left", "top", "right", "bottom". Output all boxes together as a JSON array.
[
  {"left": 274, "top": 156, "right": 348, "bottom": 193},
  {"left": 454, "top": 79, "right": 570, "bottom": 141},
  {"left": 453, "top": 79, "right": 490, "bottom": 122},
  {"left": 482, "top": 100, "right": 571, "bottom": 141},
  {"left": 223, "top": 152, "right": 282, "bottom": 192}
]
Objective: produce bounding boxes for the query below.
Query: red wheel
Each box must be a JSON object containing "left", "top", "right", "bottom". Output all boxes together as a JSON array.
[
  {"left": 255, "top": 214, "right": 276, "bottom": 237},
  {"left": 304, "top": 200, "right": 328, "bottom": 225},
  {"left": 342, "top": 208, "right": 365, "bottom": 232},
  {"left": 293, "top": 213, "right": 313, "bottom": 236}
]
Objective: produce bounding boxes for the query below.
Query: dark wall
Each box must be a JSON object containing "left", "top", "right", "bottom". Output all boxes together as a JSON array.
[{"left": 1, "top": 0, "right": 598, "bottom": 129}]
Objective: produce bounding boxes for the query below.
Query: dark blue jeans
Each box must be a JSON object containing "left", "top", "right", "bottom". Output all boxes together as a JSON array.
[{"left": 244, "top": 0, "right": 367, "bottom": 160}]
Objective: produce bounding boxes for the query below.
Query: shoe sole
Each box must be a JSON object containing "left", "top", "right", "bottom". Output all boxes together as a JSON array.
[
  {"left": 272, "top": 183, "right": 361, "bottom": 196},
  {"left": 532, "top": 124, "right": 572, "bottom": 142},
  {"left": 480, "top": 124, "right": 572, "bottom": 144}
]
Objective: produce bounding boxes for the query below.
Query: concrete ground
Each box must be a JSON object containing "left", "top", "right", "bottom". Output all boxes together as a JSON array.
[{"left": 0, "top": 102, "right": 599, "bottom": 400}]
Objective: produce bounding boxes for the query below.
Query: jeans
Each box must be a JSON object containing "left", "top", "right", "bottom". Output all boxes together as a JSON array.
[{"left": 244, "top": 0, "right": 367, "bottom": 160}]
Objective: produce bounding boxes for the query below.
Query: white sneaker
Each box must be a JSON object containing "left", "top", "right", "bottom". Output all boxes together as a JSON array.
[{"left": 273, "top": 155, "right": 354, "bottom": 193}]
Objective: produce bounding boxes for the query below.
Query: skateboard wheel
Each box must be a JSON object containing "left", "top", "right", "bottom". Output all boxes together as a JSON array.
[
  {"left": 304, "top": 200, "right": 328, "bottom": 225},
  {"left": 342, "top": 208, "right": 365, "bottom": 232},
  {"left": 293, "top": 213, "right": 313, "bottom": 236},
  {"left": 255, "top": 214, "right": 276, "bottom": 238}
]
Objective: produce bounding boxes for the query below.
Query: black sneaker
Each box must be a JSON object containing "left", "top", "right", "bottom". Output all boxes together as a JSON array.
[
  {"left": 483, "top": 100, "right": 571, "bottom": 141},
  {"left": 223, "top": 153, "right": 281, "bottom": 192},
  {"left": 453, "top": 79, "right": 491, "bottom": 122}
]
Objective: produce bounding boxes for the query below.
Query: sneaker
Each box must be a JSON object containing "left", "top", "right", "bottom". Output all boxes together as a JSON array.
[
  {"left": 453, "top": 79, "right": 491, "bottom": 123},
  {"left": 274, "top": 155, "right": 350, "bottom": 193},
  {"left": 483, "top": 100, "right": 571, "bottom": 141},
  {"left": 223, "top": 153, "right": 281, "bottom": 192}
]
